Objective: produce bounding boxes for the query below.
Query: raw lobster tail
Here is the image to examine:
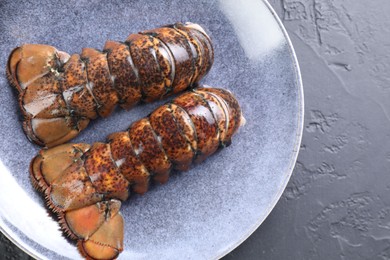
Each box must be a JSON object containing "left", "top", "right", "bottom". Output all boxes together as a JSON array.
[
  {"left": 30, "top": 87, "right": 243, "bottom": 260},
  {"left": 7, "top": 22, "right": 214, "bottom": 147}
]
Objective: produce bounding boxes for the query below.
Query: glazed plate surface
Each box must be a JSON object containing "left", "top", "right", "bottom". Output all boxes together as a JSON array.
[{"left": 0, "top": 0, "right": 303, "bottom": 259}]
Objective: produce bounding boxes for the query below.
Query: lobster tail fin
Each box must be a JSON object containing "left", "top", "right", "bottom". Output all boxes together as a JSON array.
[
  {"left": 30, "top": 143, "right": 103, "bottom": 212},
  {"left": 63, "top": 200, "right": 124, "bottom": 260},
  {"left": 6, "top": 44, "right": 69, "bottom": 92},
  {"left": 24, "top": 116, "right": 90, "bottom": 148},
  {"left": 47, "top": 159, "right": 104, "bottom": 212},
  {"left": 31, "top": 144, "right": 124, "bottom": 259},
  {"left": 30, "top": 143, "right": 91, "bottom": 192},
  {"left": 6, "top": 46, "right": 23, "bottom": 90},
  {"left": 6, "top": 44, "right": 92, "bottom": 147}
]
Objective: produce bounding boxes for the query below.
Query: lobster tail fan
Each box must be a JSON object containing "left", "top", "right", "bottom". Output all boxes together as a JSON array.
[
  {"left": 77, "top": 202, "right": 124, "bottom": 260},
  {"left": 30, "top": 143, "right": 91, "bottom": 192}
]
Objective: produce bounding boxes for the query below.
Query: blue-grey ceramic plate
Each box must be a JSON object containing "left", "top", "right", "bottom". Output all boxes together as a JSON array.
[{"left": 0, "top": 0, "right": 303, "bottom": 259}]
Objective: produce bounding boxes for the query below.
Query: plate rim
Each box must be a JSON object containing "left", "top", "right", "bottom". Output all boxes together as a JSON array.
[
  {"left": 0, "top": 0, "right": 304, "bottom": 259},
  {"left": 214, "top": 0, "right": 304, "bottom": 258}
]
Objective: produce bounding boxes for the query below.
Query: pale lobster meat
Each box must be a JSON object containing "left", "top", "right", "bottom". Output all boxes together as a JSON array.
[
  {"left": 30, "top": 87, "right": 243, "bottom": 260},
  {"left": 6, "top": 22, "right": 213, "bottom": 147}
]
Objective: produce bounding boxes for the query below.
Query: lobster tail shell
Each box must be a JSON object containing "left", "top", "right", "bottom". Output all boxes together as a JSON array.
[
  {"left": 29, "top": 86, "right": 243, "bottom": 260},
  {"left": 7, "top": 23, "right": 214, "bottom": 147}
]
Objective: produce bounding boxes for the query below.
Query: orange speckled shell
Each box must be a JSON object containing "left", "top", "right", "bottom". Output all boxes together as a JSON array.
[
  {"left": 29, "top": 87, "right": 242, "bottom": 260},
  {"left": 31, "top": 87, "right": 242, "bottom": 212},
  {"left": 84, "top": 143, "right": 129, "bottom": 201},
  {"left": 80, "top": 48, "right": 119, "bottom": 117},
  {"left": 7, "top": 22, "right": 214, "bottom": 147},
  {"left": 107, "top": 132, "right": 150, "bottom": 194},
  {"left": 103, "top": 41, "right": 141, "bottom": 110},
  {"left": 172, "top": 91, "right": 220, "bottom": 163},
  {"left": 88, "top": 87, "right": 240, "bottom": 197},
  {"left": 62, "top": 54, "right": 98, "bottom": 119},
  {"left": 149, "top": 104, "right": 194, "bottom": 171},
  {"left": 129, "top": 118, "right": 172, "bottom": 184}
]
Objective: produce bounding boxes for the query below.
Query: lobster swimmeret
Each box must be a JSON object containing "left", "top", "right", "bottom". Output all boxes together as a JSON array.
[
  {"left": 6, "top": 22, "right": 213, "bottom": 147},
  {"left": 30, "top": 87, "right": 243, "bottom": 260}
]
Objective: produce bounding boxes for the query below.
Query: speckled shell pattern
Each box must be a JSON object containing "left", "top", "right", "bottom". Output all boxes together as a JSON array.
[
  {"left": 35, "top": 87, "right": 242, "bottom": 212},
  {"left": 103, "top": 87, "right": 242, "bottom": 196},
  {"left": 27, "top": 87, "right": 242, "bottom": 260},
  {"left": 6, "top": 22, "right": 214, "bottom": 147}
]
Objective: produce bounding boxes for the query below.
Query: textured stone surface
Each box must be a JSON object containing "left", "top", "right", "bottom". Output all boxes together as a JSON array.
[
  {"left": 1, "top": 0, "right": 389, "bottom": 259},
  {"left": 224, "top": 0, "right": 390, "bottom": 259}
]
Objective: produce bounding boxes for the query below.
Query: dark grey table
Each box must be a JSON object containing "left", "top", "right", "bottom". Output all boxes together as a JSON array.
[{"left": 2, "top": 1, "right": 390, "bottom": 259}]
